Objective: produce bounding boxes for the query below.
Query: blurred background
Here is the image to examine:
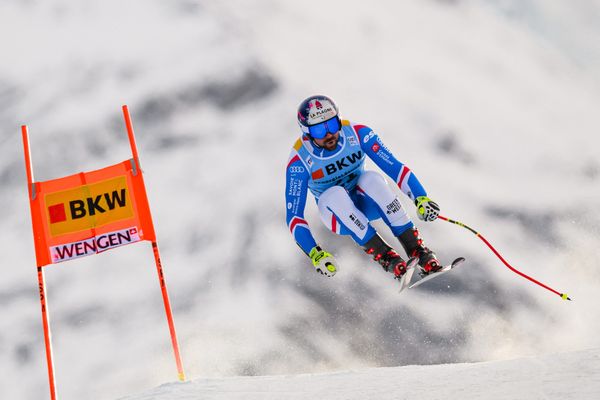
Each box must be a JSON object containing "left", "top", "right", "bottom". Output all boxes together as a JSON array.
[{"left": 1, "top": 1, "right": 599, "bottom": 399}]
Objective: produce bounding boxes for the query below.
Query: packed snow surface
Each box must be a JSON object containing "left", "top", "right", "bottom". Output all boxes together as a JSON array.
[{"left": 120, "top": 348, "right": 600, "bottom": 400}]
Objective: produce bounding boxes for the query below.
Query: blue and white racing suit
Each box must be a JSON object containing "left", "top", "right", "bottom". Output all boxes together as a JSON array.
[{"left": 285, "top": 119, "right": 429, "bottom": 256}]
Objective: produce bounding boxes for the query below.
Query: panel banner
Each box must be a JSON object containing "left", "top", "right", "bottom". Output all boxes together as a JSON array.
[{"left": 28, "top": 159, "right": 156, "bottom": 266}]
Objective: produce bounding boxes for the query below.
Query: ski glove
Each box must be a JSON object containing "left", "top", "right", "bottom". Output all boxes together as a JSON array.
[
  {"left": 309, "top": 246, "right": 338, "bottom": 277},
  {"left": 415, "top": 196, "right": 440, "bottom": 222}
]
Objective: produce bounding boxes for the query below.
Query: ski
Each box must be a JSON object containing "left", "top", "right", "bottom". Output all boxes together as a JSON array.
[
  {"left": 408, "top": 257, "right": 466, "bottom": 289},
  {"left": 398, "top": 257, "right": 420, "bottom": 293}
]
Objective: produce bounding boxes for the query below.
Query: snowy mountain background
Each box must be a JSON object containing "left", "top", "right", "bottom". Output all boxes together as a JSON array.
[{"left": 0, "top": 0, "right": 599, "bottom": 399}]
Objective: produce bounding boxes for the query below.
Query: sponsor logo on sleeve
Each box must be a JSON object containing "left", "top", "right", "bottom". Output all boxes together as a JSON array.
[
  {"left": 376, "top": 137, "right": 391, "bottom": 152},
  {"left": 363, "top": 131, "right": 376, "bottom": 143},
  {"left": 288, "top": 177, "right": 304, "bottom": 197},
  {"left": 372, "top": 138, "right": 394, "bottom": 165},
  {"left": 291, "top": 197, "right": 302, "bottom": 214}
]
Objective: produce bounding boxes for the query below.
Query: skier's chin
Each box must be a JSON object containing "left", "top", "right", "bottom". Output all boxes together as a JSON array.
[
  {"left": 322, "top": 136, "right": 339, "bottom": 150},
  {"left": 323, "top": 140, "right": 337, "bottom": 150}
]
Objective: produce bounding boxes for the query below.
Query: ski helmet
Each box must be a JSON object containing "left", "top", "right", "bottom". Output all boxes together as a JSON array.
[{"left": 297, "top": 95, "right": 341, "bottom": 139}]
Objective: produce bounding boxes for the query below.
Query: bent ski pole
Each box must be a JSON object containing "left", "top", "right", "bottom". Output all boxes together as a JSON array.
[{"left": 438, "top": 215, "right": 571, "bottom": 301}]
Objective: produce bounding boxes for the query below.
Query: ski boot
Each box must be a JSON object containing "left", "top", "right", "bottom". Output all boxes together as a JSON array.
[
  {"left": 397, "top": 227, "right": 441, "bottom": 275},
  {"left": 362, "top": 233, "right": 408, "bottom": 279}
]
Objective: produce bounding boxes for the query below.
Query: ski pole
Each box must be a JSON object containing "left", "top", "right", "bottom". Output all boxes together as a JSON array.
[{"left": 438, "top": 215, "right": 571, "bottom": 301}]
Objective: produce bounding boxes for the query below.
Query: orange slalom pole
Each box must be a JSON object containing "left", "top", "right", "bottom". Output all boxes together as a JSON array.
[
  {"left": 121, "top": 105, "right": 186, "bottom": 381},
  {"left": 152, "top": 242, "right": 186, "bottom": 381},
  {"left": 122, "top": 105, "right": 141, "bottom": 170},
  {"left": 21, "top": 126, "right": 35, "bottom": 197},
  {"left": 37, "top": 267, "right": 57, "bottom": 399},
  {"left": 22, "top": 126, "right": 58, "bottom": 399}
]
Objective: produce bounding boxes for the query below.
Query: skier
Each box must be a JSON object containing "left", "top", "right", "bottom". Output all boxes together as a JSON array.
[{"left": 285, "top": 95, "right": 442, "bottom": 284}]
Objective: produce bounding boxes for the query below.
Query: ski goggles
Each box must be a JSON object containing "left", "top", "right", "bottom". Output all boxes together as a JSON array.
[{"left": 308, "top": 117, "right": 341, "bottom": 139}]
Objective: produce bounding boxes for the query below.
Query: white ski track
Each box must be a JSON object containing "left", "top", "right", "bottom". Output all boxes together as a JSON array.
[
  {"left": 409, "top": 257, "right": 466, "bottom": 289},
  {"left": 119, "top": 348, "right": 600, "bottom": 400},
  {"left": 397, "top": 257, "right": 419, "bottom": 293}
]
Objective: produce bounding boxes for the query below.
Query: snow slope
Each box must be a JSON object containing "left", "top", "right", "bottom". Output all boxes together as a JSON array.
[
  {"left": 120, "top": 348, "right": 600, "bottom": 400},
  {"left": 0, "top": 1, "right": 599, "bottom": 399}
]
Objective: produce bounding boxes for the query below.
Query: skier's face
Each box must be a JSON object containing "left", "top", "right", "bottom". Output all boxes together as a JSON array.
[{"left": 313, "top": 131, "right": 339, "bottom": 150}]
